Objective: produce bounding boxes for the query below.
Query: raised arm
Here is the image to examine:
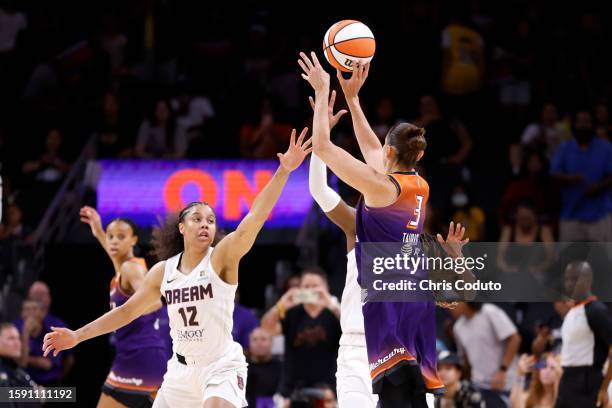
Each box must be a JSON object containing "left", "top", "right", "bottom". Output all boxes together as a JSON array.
[
  {"left": 213, "top": 128, "right": 312, "bottom": 284},
  {"left": 309, "top": 153, "right": 355, "bottom": 244},
  {"left": 42, "top": 261, "right": 165, "bottom": 357},
  {"left": 80, "top": 206, "right": 108, "bottom": 253},
  {"left": 336, "top": 62, "right": 385, "bottom": 173},
  {"left": 307, "top": 93, "right": 356, "bottom": 243},
  {"left": 299, "top": 51, "right": 397, "bottom": 208}
]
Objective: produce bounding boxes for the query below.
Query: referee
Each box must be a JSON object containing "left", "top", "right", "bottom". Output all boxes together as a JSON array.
[{"left": 556, "top": 261, "right": 612, "bottom": 407}]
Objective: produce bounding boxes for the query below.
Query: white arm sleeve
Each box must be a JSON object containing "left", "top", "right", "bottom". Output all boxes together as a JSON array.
[{"left": 309, "top": 153, "right": 341, "bottom": 213}]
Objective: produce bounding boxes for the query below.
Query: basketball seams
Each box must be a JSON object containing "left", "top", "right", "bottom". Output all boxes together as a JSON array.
[
  {"left": 326, "top": 36, "right": 375, "bottom": 47},
  {"left": 329, "top": 20, "right": 360, "bottom": 45},
  {"left": 328, "top": 37, "right": 376, "bottom": 58},
  {"left": 325, "top": 47, "right": 349, "bottom": 72}
]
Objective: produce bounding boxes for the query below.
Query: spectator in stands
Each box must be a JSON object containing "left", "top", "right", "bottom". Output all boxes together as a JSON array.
[
  {"left": 246, "top": 327, "right": 282, "bottom": 407},
  {"left": 415, "top": 94, "right": 472, "bottom": 169},
  {"left": 0, "top": 322, "right": 41, "bottom": 408},
  {"left": 509, "top": 352, "right": 561, "bottom": 408},
  {"left": 314, "top": 383, "right": 338, "bottom": 408},
  {"left": 414, "top": 94, "right": 472, "bottom": 214},
  {"left": 451, "top": 302, "right": 521, "bottom": 408},
  {"left": 22, "top": 128, "right": 70, "bottom": 184},
  {"left": 15, "top": 282, "right": 73, "bottom": 385},
  {"left": 531, "top": 301, "right": 571, "bottom": 357},
  {"left": 449, "top": 184, "right": 485, "bottom": 241},
  {"left": 96, "top": 15, "right": 128, "bottom": 76},
  {"left": 551, "top": 109, "right": 612, "bottom": 241},
  {"left": 240, "top": 98, "right": 293, "bottom": 159},
  {"left": 371, "top": 97, "right": 397, "bottom": 140},
  {"left": 17, "top": 299, "right": 70, "bottom": 386},
  {"left": 94, "top": 125, "right": 131, "bottom": 159},
  {"left": 520, "top": 103, "right": 570, "bottom": 157},
  {"left": 135, "top": 98, "right": 180, "bottom": 158},
  {"left": 557, "top": 261, "right": 612, "bottom": 408},
  {"left": 0, "top": 1, "right": 26, "bottom": 55},
  {"left": 497, "top": 202, "right": 554, "bottom": 280},
  {"left": 232, "top": 290, "right": 259, "bottom": 350},
  {"left": 436, "top": 350, "right": 484, "bottom": 408},
  {"left": 93, "top": 91, "right": 132, "bottom": 158},
  {"left": 499, "top": 149, "right": 558, "bottom": 227},
  {"left": 260, "top": 267, "right": 341, "bottom": 401},
  {"left": 495, "top": 18, "right": 535, "bottom": 114},
  {"left": 440, "top": 7, "right": 485, "bottom": 104},
  {"left": 0, "top": 203, "right": 29, "bottom": 240},
  {"left": 22, "top": 281, "right": 69, "bottom": 336},
  {"left": 20, "top": 128, "right": 70, "bottom": 222},
  {"left": 171, "top": 83, "right": 215, "bottom": 157}
]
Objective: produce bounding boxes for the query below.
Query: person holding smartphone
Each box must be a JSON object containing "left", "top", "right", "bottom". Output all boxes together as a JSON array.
[{"left": 261, "top": 267, "right": 341, "bottom": 404}]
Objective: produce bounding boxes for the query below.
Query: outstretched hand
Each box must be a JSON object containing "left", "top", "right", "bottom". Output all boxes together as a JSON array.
[
  {"left": 336, "top": 61, "right": 370, "bottom": 100},
  {"left": 277, "top": 128, "right": 312, "bottom": 172},
  {"left": 436, "top": 221, "right": 469, "bottom": 258},
  {"left": 42, "top": 327, "right": 79, "bottom": 357},
  {"left": 308, "top": 90, "right": 348, "bottom": 130},
  {"left": 298, "top": 51, "right": 330, "bottom": 93}
]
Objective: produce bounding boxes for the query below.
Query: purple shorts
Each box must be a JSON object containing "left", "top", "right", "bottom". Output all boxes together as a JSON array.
[{"left": 104, "top": 347, "right": 168, "bottom": 397}]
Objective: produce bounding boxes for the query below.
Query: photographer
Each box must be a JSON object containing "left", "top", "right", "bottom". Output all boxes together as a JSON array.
[{"left": 261, "top": 267, "right": 341, "bottom": 403}]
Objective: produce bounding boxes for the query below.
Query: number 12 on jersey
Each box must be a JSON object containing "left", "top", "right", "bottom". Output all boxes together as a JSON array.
[
  {"left": 406, "top": 195, "right": 424, "bottom": 229},
  {"left": 178, "top": 306, "right": 199, "bottom": 326}
]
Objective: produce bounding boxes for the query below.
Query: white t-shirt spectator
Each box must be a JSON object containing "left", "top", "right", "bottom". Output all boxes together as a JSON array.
[
  {"left": 453, "top": 303, "right": 518, "bottom": 391},
  {"left": 171, "top": 96, "right": 215, "bottom": 156},
  {"left": 520, "top": 122, "right": 570, "bottom": 155},
  {"left": 0, "top": 8, "right": 27, "bottom": 52}
]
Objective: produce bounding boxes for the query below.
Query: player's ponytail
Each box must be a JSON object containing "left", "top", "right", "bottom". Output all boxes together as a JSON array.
[{"left": 386, "top": 122, "right": 426, "bottom": 169}]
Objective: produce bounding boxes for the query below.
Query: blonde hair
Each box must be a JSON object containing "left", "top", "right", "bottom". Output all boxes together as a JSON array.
[{"left": 525, "top": 353, "right": 561, "bottom": 408}]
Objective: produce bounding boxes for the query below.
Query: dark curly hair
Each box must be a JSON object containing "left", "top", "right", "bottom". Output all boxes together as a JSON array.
[{"left": 151, "top": 202, "right": 224, "bottom": 261}]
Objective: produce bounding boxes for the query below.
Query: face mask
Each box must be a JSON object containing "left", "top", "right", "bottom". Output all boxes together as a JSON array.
[
  {"left": 574, "top": 129, "right": 594, "bottom": 145},
  {"left": 451, "top": 193, "right": 468, "bottom": 208}
]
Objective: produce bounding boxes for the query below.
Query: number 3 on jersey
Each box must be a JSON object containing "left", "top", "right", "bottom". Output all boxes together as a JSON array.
[
  {"left": 406, "top": 195, "right": 424, "bottom": 229},
  {"left": 178, "top": 306, "right": 199, "bottom": 326}
]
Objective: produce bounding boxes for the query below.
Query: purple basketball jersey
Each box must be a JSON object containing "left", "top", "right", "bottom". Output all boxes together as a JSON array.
[
  {"left": 109, "top": 258, "right": 166, "bottom": 352},
  {"left": 355, "top": 172, "right": 445, "bottom": 394}
]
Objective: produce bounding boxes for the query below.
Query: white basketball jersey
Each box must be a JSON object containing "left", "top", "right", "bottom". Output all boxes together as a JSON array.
[
  {"left": 160, "top": 247, "right": 237, "bottom": 360},
  {"left": 339, "top": 249, "right": 366, "bottom": 346}
]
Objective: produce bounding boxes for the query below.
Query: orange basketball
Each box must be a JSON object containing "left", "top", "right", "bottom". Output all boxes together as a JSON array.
[{"left": 323, "top": 20, "right": 376, "bottom": 72}]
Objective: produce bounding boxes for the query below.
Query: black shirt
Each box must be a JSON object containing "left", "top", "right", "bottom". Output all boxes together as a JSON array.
[
  {"left": 279, "top": 305, "right": 341, "bottom": 397},
  {"left": 0, "top": 357, "right": 42, "bottom": 408},
  {"left": 246, "top": 357, "right": 282, "bottom": 407}
]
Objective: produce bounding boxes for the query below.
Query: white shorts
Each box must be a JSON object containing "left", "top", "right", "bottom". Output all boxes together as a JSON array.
[
  {"left": 152, "top": 342, "right": 248, "bottom": 408},
  {"left": 336, "top": 344, "right": 378, "bottom": 407}
]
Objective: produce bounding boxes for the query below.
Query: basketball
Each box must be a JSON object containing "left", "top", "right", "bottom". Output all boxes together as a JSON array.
[{"left": 323, "top": 20, "right": 376, "bottom": 72}]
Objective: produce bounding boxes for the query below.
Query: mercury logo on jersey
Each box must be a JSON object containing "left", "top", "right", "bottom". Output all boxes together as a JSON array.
[{"left": 164, "top": 283, "right": 214, "bottom": 305}]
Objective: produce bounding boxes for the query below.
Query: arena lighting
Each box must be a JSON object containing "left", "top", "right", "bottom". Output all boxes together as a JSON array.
[{"left": 96, "top": 160, "right": 313, "bottom": 228}]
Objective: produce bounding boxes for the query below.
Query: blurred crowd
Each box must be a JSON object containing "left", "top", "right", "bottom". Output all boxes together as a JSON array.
[{"left": 0, "top": 0, "right": 611, "bottom": 407}]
